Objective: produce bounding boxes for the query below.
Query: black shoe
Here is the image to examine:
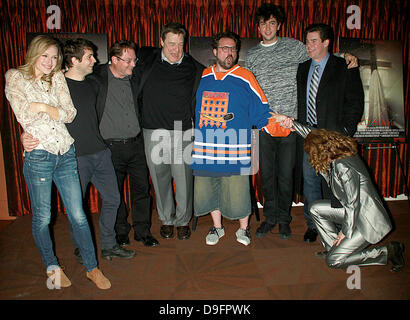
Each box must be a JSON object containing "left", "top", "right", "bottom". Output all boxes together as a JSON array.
[
  {"left": 177, "top": 226, "right": 191, "bottom": 240},
  {"left": 73, "top": 248, "right": 83, "bottom": 265},
  {"left": 304, "top": 228, "right": 318, "bottom": 243},
  {"left": 116, "top": 235, "right": 130, "bottom": 247},
  {"left": 387, "top": 241, "right": 405, "bottom": 272},
  {"left": 279, "top": 223, "right": 291, "bottom": 239},
  {"left": 255, "top": 221, "right": 276, "bottom": 238},
  {"left": 101, "top": 244, "right": 136, "bottom": 260},
  {"left": 316, "top": 251, "right": 328, "bottom": 259},
  {"left": 160, "top": 225, "right": 174, "bottom": 239},
  {"left": 134, "top": 234, "right": 159, "bottom": 247}
]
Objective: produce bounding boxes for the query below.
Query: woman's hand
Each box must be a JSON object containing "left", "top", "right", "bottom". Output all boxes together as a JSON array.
[
  {"left": 29, "top": 102, "right": 59, "bottom": 120},
  {"left": 333, "top": 231, "right": 346, "bottom": 246},
  {"left": 29, "top": 102, "right": 45, "bottom": 113}
]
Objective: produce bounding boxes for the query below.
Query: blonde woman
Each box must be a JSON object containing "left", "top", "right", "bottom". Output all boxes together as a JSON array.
[
  {"left": 275, "top": 114, "right": 405, "bottom": 272},
  {"left": 5, "top": 35, "right": 110, "bottom": 289}
]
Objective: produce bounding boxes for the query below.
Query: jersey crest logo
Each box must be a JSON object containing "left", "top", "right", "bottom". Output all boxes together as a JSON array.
[{"left": 199, "top": 91, "right": 233, "bottom": 130}]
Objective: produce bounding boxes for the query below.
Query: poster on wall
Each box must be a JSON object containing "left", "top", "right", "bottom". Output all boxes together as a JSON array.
[
  {"left": 27, "top": 33, "right": 108, "bottom": 65},
  {"left": 189, "top": 36, "right": 259, "bottom": 67},
  {"left": 339, "top": 37, "right": 405, "bottom": 141}
]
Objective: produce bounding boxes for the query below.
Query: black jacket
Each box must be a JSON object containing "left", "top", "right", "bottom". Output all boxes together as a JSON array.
[
  {"left": 134, "top": 46, "right": 205, "bottom": 126},
  {"left": 90, "top": 63, "right": 143, "bottom": 129}
]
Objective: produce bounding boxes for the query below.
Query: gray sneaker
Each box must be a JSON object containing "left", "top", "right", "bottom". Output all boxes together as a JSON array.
[
  {"left": 236, "top": 227, "right": 251, "bottom": 246},
  {"left": 205, "top": 226, "right": 225, "bottom": 245}
]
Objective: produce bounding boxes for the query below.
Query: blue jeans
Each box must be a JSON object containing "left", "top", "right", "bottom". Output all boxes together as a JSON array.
[
  {"left": 23, "top": 145, "right": 97, "bottom": 272},
  {"left": 302, "top": 151, "right": 323, "bottom": 230}
]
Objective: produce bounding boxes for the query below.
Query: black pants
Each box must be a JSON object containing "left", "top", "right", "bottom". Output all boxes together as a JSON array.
[
  {"left": 105, "top": 135, "right": 152, "bottom": 238},
  {"left": 259, "top": 131, "right": 296, "bottom": 225}
]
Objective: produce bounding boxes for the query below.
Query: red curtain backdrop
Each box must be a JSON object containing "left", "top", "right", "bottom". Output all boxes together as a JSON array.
[{"left": 0, "top": 0, "right": 408, "bottom": 216}]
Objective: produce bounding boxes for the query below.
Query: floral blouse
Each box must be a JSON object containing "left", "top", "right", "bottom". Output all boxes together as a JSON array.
[{"left": 5, "top": 69, "right": 76, "bottom": 155}]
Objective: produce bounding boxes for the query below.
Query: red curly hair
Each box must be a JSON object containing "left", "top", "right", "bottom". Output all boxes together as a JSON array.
[{"left": 304, "top": 129, "right": 358, "bottom": 173}]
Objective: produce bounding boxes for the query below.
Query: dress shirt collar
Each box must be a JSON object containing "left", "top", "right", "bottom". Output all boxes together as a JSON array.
[{"left": 161, "top": 50, "right": 184, "bottom": 65}]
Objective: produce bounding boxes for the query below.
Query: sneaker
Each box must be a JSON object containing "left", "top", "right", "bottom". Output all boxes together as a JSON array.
[
  {"left": 255, "top": 221, "right": 276, "bottom": 238},
  {"left": 236, "top": 227, "right": 251, "bottom": 246},
  {"left": 205, "top": 226, "right": 225, "bottom": 245}
]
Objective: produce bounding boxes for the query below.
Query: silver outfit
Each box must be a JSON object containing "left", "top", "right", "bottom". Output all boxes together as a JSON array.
[{"left": 293, "top": 122, "right": 392, "bottom": 268}]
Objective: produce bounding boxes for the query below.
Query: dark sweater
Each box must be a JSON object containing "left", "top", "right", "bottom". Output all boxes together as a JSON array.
[
  {"left": 65, "top": 77, "right": 107, "bottom": 156},
  {"left": 141, "top": 56, "right": 196, "bottom": 130}
]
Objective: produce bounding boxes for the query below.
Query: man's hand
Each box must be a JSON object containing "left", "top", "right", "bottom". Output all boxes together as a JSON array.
[
  {"left": 21, "top": 132, "right": 39, "bottom": 152},
  {"left": 342, "top": 53, "right": 358, "bottom": 69}
]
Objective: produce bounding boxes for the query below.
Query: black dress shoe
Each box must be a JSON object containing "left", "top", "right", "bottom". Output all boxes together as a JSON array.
[
  {"left": 116, "top": 235, "right": 130, "bottom": 247},
  {"left": 101, "top": 245, "right": 136, "bottom": 260},
  {"left": 255, "top": 221, "right": 276, "bottom": 238},
  {"left": 160, "top": 225, "right": 174, "bottom": 239},
  {"left": 134, "top": 234, "right": 159, "bottom": 247},
  {"left": 73, "top": 248, "right": 83, "bottom": 265},
  {"left": 387, "top": 241, "right": 405, "bottom": 272},
  {"left": 279, "top": 223, "right": 291, "bottom": 239},
  {"left": 304, "top": 228, "right": 318, "bottom": 243},
  {"left": 177, "top": 226, "right": 191, "bottom": 240}
]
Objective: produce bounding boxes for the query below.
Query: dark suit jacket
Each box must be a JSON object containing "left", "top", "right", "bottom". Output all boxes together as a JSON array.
[
  {"left": 295, "top": 54, "right": 364, "bottom": 206},
  {"left": 134, "top": 47, "right": 205, "bottom": 126},
  {"left": 90, "top": 63, "right": 142, "bottom": 129}
]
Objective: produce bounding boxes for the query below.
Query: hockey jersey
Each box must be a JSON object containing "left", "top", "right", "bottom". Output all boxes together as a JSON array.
[{"left": 191, "top": 64, "right": 289, "bottom": 175}]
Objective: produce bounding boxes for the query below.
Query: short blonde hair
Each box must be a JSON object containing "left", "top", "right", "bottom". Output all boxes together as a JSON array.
[
  {"left": 18, "top": 35, "right": 63, "bottom": 83},
  {"left": 304, "top": 129, "right": 358, "bottom": 173}
]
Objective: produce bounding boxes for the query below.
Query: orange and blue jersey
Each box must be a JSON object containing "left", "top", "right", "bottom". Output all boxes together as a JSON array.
[{"left": 191, "top": 64, "right": 289, "bottom": 175}]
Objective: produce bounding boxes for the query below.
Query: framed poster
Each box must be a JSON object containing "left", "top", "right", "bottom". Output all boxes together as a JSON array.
[{"left": 339, "top": 37, "right": 405, "bottom": 141}]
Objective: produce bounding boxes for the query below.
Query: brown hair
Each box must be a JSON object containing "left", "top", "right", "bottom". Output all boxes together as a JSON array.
[
  {"left": 304, "top": 129, "right": 358, "bottom": 173},
  {"left": 160, "top": 22, "right": 187, "bottom": 42},
  {"left": 109, "top": 40, "right": 137, "bottom": 60}
]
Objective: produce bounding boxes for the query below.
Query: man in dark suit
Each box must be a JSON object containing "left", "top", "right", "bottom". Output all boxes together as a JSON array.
[
  {"left": 296, "top": 24, "right": 364, "bottom": 243},
  {"left": 91, "top": 41, "right": 159, "bottom": 248}
]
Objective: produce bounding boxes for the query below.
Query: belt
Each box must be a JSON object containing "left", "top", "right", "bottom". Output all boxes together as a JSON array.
[
  {"left": 307, "top": 123, "right": 318, "bottom": 128},
  {"left": 104, "top": 136, "right": 139, "bottom": 144}
]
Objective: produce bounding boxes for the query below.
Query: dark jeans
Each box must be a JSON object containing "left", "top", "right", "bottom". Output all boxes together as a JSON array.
[
  {"left": 302, "top": 151, "right": 323, "bottom": 230},
  {"left": 259, "top": 131, "right": 296, "bottom": 225},
  {"left": 71, "top": 148, "right": 120, "bottom": 250},
  {"left": 105, "top": 135, "right": 152, "bottom": 238}
]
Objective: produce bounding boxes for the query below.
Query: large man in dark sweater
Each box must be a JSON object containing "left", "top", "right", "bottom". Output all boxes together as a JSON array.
[
  {"left": 135, "top": 22, "right": 204, "bottom": 240},
  {"left": 21, "top": 38, "right": 136, "bottom": 261}
]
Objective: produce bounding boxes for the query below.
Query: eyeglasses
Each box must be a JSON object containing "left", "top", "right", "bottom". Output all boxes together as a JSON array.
[
  {"left": 115, "top": 56, "right": 137, "bottom": 64},
  {"left": 218, "top": 46, "right": 238, "bottom": 53}
]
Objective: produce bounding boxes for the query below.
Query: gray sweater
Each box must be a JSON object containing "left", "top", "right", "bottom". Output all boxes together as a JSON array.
[{"left": 245, "top": 37, "right": 309, "bottom": 118}]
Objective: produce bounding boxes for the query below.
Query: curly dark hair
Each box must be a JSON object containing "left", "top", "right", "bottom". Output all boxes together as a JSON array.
[
  {"left": 255, "top": 3, "right": 286, "bottom": 25},
  {"left": 304, "top": 129, "right": 358, "bottom": 173}
]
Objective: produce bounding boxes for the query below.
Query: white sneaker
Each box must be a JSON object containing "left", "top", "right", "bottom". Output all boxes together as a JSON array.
[
  {"left": 205, "top": 226, "right": 225, "bottom": 245},
  {"left": 236, "top": 227, "right": 251, "bottom": 246}
]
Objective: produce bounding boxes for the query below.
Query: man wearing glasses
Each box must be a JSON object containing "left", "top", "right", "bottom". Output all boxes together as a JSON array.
[
  {"left": 92, "top": 41, "right": 159, "bottom": 248},
  {"left": 191, "top": 31, "right": 290, "bottom": 247}
]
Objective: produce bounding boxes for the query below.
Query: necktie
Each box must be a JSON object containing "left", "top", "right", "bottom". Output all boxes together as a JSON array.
[{"left": 307, "top": 64, "right": 320, "bottom": 125}]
